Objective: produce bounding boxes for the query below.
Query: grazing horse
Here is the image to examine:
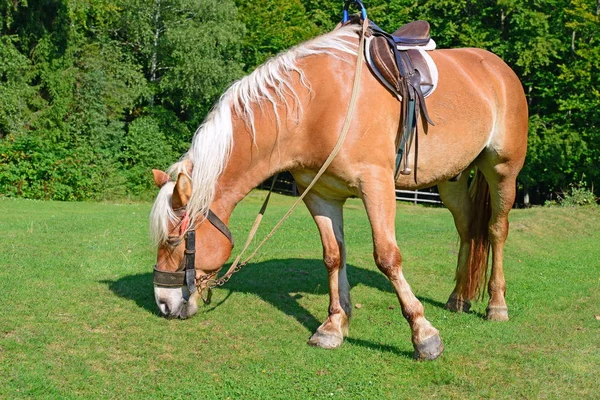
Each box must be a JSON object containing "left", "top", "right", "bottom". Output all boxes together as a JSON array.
[{"left": 149, "top": 23, "right": 528, "bottom": 360}]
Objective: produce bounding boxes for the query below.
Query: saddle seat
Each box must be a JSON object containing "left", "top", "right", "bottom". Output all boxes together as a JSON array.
[{"left": 390, "top": 20, "right": 431, "bottom": 46}]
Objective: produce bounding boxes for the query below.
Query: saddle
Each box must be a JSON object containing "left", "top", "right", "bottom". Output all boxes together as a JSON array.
[
  {"left": 367, "top": 20, "right": 437, "bottom": 96},
  {"left": 365, "top": 20, "right": 437, "bottom": 180},
  {"left": 339, "top": 0, "right": 439, "bottom": 180}
]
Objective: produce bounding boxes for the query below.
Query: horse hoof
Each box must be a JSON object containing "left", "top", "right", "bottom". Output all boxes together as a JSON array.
[
  {"left": 486, "top": 306, "right": 509, "bottom": 321},
  {"left": 307, "top": 330, "right": 344, "bottom": 349},
  {"left": 413, "top": 334, "right": 444, "bottom": 361},
  {"left": 446, "top": 294, "right": 471, "bottom": 313}
]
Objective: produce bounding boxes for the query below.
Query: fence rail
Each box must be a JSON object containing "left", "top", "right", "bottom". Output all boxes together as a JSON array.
[
  {"left": 260, "top": 174, "right": 443, "bottom": 206},
  {"left": 395, "top": 189, "right": 442, "bottom": 205}
]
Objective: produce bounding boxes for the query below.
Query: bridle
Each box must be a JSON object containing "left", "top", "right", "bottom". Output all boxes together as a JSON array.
[{"left": 152, "top": 209, "right": 234, "bottom": 303}]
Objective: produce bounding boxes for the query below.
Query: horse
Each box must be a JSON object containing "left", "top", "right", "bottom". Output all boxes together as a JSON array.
[{"left": 149, "top": 22, "right": 528, "bottom": 361}]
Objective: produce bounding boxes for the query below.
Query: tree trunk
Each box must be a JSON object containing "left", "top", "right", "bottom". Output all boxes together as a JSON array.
[{"left": 150, "top": 0, "right": 162, "bottom": 104}]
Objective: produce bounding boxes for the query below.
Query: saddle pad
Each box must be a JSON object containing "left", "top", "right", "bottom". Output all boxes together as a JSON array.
[{"left": 364, "top": 35, "right": 438, "bottom": 99}]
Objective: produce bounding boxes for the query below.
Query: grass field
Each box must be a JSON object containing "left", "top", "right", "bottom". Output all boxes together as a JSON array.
[{"left": 1, "top": 193, "right": 599, "bottom": 398}]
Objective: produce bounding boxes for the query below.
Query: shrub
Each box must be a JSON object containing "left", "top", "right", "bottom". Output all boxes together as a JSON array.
[
  {"left": 0, "top": 132, "right": 125, "bottom": 201},
  {"left": 553, "top": 181, "right": 598, "bottom": 207},
  {"left": 120, "top": 116, "right": 178, "bottom": 195}
]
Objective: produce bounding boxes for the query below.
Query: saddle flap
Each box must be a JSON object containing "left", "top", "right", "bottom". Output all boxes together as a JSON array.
[
  {"left": 406, "top": 49, "right": 433, "bottom": 86},
  {"left": 366, "top": 37, "right": 438, "bottom": 99},
  {"left": 370, "top": 36, "right": 400, "bottom": 89}
]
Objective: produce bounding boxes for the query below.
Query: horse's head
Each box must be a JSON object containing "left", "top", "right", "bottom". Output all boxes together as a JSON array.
[{"left": 150, "top": 168, "right": 234, "bottom": 319}]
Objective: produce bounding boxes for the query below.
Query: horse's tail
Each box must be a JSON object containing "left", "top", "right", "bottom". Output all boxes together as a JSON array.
[{"left": 463, "top": 168, "right": 491, "bottom": 300}]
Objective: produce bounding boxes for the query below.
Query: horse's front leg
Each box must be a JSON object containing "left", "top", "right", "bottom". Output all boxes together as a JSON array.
[
  {"left": 302, "top": 192, "right": 351, "bottom": 349},
  {"left": 361, "top": 169, "right": 444, "bottom": 360}
]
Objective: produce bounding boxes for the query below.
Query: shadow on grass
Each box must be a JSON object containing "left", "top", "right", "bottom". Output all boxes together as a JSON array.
[
  {"left": 417, "top": 295, "right": 487, "bottom": 320},
  {"left": 103, "top": 258, "right": 446, "bottom": 359},
  {"left": 100, "top": 274, "right": 157, "bottom": 315},
  {"left": 417, "top": 296, "right": 447, "bottom": 310}
]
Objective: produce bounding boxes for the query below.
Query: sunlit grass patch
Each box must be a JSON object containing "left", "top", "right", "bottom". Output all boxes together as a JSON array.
[{"left": 1, "top": 195, "right": 599, "bottom": 398}]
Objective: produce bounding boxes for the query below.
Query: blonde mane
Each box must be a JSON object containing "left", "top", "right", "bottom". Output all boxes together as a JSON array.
[{"left": 150, "top": 25, "right": 360, "bottom": 245}]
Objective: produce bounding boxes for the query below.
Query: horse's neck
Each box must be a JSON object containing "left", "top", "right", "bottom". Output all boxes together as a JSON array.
[
  {"left": 210, "top": 105, "right": 297, "bottom": 219},
  {"left": 209, "top": 53, "right": 352, "bottom": 219}
]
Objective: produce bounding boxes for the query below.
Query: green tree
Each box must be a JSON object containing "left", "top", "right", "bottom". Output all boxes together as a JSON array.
[
  {"left": 0, "top": 0, "right": 245, "bottom": 199},
  {"left": 234, "top": 0, "right": 320, "bottom": 69},
  {"left": 115, "top": 0, "right": 245, "bottom": 128},
  {"left": 0, "top": 36, "right": 34, "bottom": 138},
  {"left": 0, "top": 0, "right": 147, "bottom": 199}
]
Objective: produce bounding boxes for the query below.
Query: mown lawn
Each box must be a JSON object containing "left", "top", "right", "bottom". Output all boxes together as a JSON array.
[{"left": 1, "top": 193, "right": 599, "bottom": 398}]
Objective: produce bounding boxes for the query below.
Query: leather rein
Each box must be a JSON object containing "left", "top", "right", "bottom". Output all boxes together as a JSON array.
[{"left": 153, "top": 16, "right": 369, "bottom": 305}]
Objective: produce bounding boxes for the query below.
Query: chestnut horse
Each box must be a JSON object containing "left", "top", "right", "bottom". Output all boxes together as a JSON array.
[{"left": 149, "top": 23, "right": 528, "bottom": 360}]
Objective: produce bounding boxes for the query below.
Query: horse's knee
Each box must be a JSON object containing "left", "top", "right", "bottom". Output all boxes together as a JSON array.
[
  {"left": 374, "top": 248, "right": 402, "bottom": 279},
  {"left": 323, "top": 242, "right": 343, "bottom": 273},
  {"left": 323, "top": 248, "right": 341, "bottom": 272}
]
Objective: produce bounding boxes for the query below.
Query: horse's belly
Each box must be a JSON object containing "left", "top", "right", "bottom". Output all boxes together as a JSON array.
[{"left": 291, "top": 170, "right": 357, "bottom": 200}]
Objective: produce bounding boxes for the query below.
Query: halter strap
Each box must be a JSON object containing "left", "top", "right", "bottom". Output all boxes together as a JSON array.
[
  {"left": 207, "top": 209, "right": 234, "bottom": 247},
  {"left": 152, "top": 208, "right": 234, "bottom": 294}
]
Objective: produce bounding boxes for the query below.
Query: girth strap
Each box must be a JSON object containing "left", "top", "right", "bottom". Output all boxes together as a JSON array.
[{"left": 370, "top": 27, "right": 434, "bottom": 181}]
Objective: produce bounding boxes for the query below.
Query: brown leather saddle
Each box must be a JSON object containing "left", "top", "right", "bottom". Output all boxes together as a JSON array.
[
  {"left": 365, "top": 20, "right": 436, "bottom": 180},
  {"left": 369, "top": 21, "right": 434, "bottom": 92}
]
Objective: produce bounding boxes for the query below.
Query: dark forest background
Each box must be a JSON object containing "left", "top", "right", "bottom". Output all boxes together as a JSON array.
[{"left": 1, "top": 0, "right": 598, "bottom": 204}]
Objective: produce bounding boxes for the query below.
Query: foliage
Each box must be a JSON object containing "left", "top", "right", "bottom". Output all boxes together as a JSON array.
[
  {"left": 0, "top": 0, "right": 243, "bottom": 200},
  {"left": 0, "top": 132, "right": 124, "bottom": 200},
  {"left": 0, "top": 36, "right": 34, "bottom": 137},
  {"left": 0, "top": 0, "right": 599, "bottom": 202},
  {"left": 234, "top": 0, "right": 320, "bottom": 69},
  {"left": 120, "top": 116, "right": 176, "bottom": 194},
  {"left": 548, "top": 179, "right": 598, "bottom": 207}
]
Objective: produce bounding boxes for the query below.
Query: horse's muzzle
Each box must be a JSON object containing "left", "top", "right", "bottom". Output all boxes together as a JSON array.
[{"left": 154, "top": 286, "right": 198, "bottom": 319}]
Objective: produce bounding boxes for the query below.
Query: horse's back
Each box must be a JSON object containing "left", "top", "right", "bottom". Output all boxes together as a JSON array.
[
  {"left": 430, "top": 48, "right": 528, "bottom": 165},
  {"left": 430, "top": 48, "right": 525, "bottom": 104},
  {"left": 392, "top": 48, "right": 529, "bottom": 184}
]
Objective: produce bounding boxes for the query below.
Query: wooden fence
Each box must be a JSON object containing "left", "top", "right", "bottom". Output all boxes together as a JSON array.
[
  {"left": 395, "top": 189, "right": 442, "bottom": 205},
  {"left": 258, "top": 172, "right": 299, "bottom": 196},
  {"left": 260, "top": 173, "right": 443, "bottom": 206}
]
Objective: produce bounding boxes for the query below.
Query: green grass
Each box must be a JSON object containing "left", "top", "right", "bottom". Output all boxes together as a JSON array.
[{"left": 1, "top": 193, "right": 599, "bottom": 399}]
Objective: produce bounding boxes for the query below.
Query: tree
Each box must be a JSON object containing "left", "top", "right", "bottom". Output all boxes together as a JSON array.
[
  {"left": 115, "top": 0, "right": 245, "bottom": 128},
  {"left": 235, "top": 0, "right": 320, "bottom": 69}
]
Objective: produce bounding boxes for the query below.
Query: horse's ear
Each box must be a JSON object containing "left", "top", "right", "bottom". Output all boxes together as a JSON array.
[
  {"left": 182, "top": 159, "right": 193, "bottom": 175},
  {"left": 152, "top": 169, "right": 170, "bottom": 188},
  {"left": 171, "top": 172, "right": 192, "bottom": 210}
]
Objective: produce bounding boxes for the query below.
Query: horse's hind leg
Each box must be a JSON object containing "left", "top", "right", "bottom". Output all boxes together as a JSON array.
[
  {"left": 302, "top": 192, "right": 351, "bottom": 349},
  {"left": 441, "top": 156, "right": 522, "bottom": 321},
  {"left": 361, "top": 171, "right": 443, "bottom": 360},
  {"left": 438, "top": 173, "right": 474, "bottom": 313},
  {"left": 478, "top": 158, "right": 521, "bottom": 321}
]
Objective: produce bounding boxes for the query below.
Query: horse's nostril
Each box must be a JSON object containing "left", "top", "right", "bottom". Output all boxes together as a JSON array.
[{"left": 158, "top": 301, "right": 170, "bottom": 315}]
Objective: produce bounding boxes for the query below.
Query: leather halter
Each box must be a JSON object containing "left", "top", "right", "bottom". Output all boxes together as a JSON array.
[{"left": 152, "top": 209, "right": 234, "bottom": 296}]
